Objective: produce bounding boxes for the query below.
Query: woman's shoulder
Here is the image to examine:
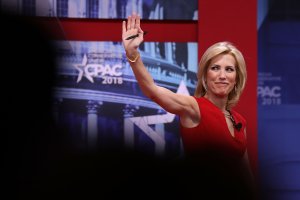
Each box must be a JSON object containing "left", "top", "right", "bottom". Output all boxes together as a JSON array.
[
  {"left": 193, "top": 96, "right": 218, "bottom": 109},
  {"left": 193, "top": 96, "right": 209, "bottom": 104}
]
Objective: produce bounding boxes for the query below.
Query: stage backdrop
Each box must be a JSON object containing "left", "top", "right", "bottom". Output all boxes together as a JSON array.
[
  {"left": 2, "top": 0, "right": 257, "bottom": 174},
  {"left": 257, "top": 0, "right": 300, "bottom": 199}
]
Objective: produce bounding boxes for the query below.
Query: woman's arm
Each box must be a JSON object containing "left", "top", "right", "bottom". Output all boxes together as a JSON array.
[{"left": 122, "top": 13, "right": 199, "bottom": 124}]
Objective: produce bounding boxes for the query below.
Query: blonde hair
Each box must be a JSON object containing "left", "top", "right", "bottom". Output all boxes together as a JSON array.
[{"left": 194, "top": 41, "right": 247, "bottom": 109}]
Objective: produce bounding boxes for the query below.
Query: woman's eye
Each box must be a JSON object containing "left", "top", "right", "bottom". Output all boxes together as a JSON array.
[
  {"left": 211, "top": 66, "right": 219, "bottom": 70},
  {"left": 226, "top": 67, "right": 235, "bottom": 72}
]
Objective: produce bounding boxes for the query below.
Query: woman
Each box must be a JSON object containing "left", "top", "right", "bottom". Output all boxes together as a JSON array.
[{"left": 122, "top": 13, "right": 255, "bottom": 198}]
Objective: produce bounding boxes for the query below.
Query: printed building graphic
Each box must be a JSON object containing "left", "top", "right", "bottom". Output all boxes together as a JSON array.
[
  {"left": 54, "top": 40, "right": 197, "bottom": 156},
  {"left": 0, "top": 0, "right": 197, "bottom": 20},
  {"left": 2, "top": 0, "right": 198, "bottom": 156}
]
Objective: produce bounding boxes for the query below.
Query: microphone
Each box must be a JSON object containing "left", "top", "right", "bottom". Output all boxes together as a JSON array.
[
  {"left": 234, "top": 122, "right": 242, "bottom": 131},
  {"left": 226, "top": 110, "right": 242, "bottom": 131}
]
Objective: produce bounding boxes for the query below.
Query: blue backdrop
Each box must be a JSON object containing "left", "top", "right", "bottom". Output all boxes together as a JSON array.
[{"left": 258, "top": 0, "right": 300, "bottom": 199}]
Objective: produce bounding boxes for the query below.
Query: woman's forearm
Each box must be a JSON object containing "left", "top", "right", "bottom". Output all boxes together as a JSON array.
[{"left": 127, "top": 53, "right": 157, "bottom": 99}]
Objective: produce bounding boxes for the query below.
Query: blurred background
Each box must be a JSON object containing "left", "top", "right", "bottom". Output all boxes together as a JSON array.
[{"left": 258, "top": 0, "right": 300, "bottom": 199}]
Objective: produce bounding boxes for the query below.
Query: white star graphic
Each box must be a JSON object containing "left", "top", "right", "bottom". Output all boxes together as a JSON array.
[
  {"left": 124, "top": 80, "right": 190, "bottom": 155},
  {"left": 74, "top": 54, "right": 94, "bottom": 83}
]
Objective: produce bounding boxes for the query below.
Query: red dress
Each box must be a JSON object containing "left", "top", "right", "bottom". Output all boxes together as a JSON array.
[
  {"left": 179, "top": 97, "right": 254, "bottom": 198},
  {"left": 180, "top": 97, "right": 247, "bottom": 159}
]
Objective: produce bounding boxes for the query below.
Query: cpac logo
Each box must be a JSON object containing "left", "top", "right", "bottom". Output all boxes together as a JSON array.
[
  {"left": 257, "top": 86, "right": 281, "bottom": 98},
  {"left": 74, "top": 54, "right": 123, "bottom": 83}
]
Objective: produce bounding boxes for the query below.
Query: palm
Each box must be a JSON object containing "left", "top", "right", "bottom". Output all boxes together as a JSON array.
[
  {"left": 122, "top": 28, "right": 142, "bottom": 49},
  {"left": 122, "top": 13, "right": 144, "bottom": 54}
]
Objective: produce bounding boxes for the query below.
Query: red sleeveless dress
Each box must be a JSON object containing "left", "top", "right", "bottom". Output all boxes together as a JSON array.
[
  {"left": 180, "top": 97, "right": 247, "bottom": 159},
  {"left": 179, "top": 97, "right": 254, "bottom": 198}
]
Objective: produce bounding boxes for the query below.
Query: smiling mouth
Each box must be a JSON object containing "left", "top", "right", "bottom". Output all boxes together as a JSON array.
[{"left": 215, "top": 82, "right": 228, "bottom": 85}]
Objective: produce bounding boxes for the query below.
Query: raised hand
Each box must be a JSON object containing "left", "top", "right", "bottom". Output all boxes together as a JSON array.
[{"left": 122, "top": 13, "right": 144, "bottom": 57}]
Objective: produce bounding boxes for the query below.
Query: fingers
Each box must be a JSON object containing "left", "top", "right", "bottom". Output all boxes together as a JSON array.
[
  {"left": 127, "top": 15, "right": 131, "bottom": 30},
  {"left": 131, "top": 13, "right": 136, "bottom": 29},
  {"left": 124, "top": 13, "right": 142, "bottom": 40},
  {"left": 122, "top": 21, "right": 126, "bottom": 36},
  {"left": 126, "top": 14, "right": 135, "bottom": 30},
  {"left": 136, "top": 14, "right": 142, "bottom": 31},
  {"left": 126, "top": 13, "right": 141, "bottom": 30}
]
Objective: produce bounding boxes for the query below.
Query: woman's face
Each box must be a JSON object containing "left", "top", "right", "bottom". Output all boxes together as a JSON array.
[{"left": 205, "top": 53, "right": 237, "bottom": 98}]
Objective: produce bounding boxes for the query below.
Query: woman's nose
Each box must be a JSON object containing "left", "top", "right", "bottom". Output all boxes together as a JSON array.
[{"left": 219, "top": 69, "right": 226, "bottom": 79}]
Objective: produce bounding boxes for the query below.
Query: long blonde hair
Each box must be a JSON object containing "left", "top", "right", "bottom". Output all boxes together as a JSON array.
[{"left": 194, "top": 42, "right": 247, "bottom": 109}]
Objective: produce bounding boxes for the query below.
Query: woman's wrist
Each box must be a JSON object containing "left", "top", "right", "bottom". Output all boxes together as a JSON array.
[{"left": 126, "top": 51, "right": 140, "bottom": 63}]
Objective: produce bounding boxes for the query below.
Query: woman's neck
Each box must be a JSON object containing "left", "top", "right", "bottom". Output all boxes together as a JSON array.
[{"left": 204, "top": 94, "right": 228, "bottom": 112}]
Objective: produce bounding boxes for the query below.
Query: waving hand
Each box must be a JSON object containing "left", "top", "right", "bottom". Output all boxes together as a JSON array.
[{"left": 122, "top": 13, "right": 144, "bottom": 57}]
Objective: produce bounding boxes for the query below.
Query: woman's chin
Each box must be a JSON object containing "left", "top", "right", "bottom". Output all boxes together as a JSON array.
[
  {"left": 215, "top": 92, "right": 228, "bottom": 98},
  {"left": 208, "top": 90, "right": 230, "bottom": 98}
]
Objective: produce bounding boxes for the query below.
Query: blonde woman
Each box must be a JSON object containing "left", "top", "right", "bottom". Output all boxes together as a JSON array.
[{"left": 122, "top": 13, "right": 255, "bottom": 199}]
